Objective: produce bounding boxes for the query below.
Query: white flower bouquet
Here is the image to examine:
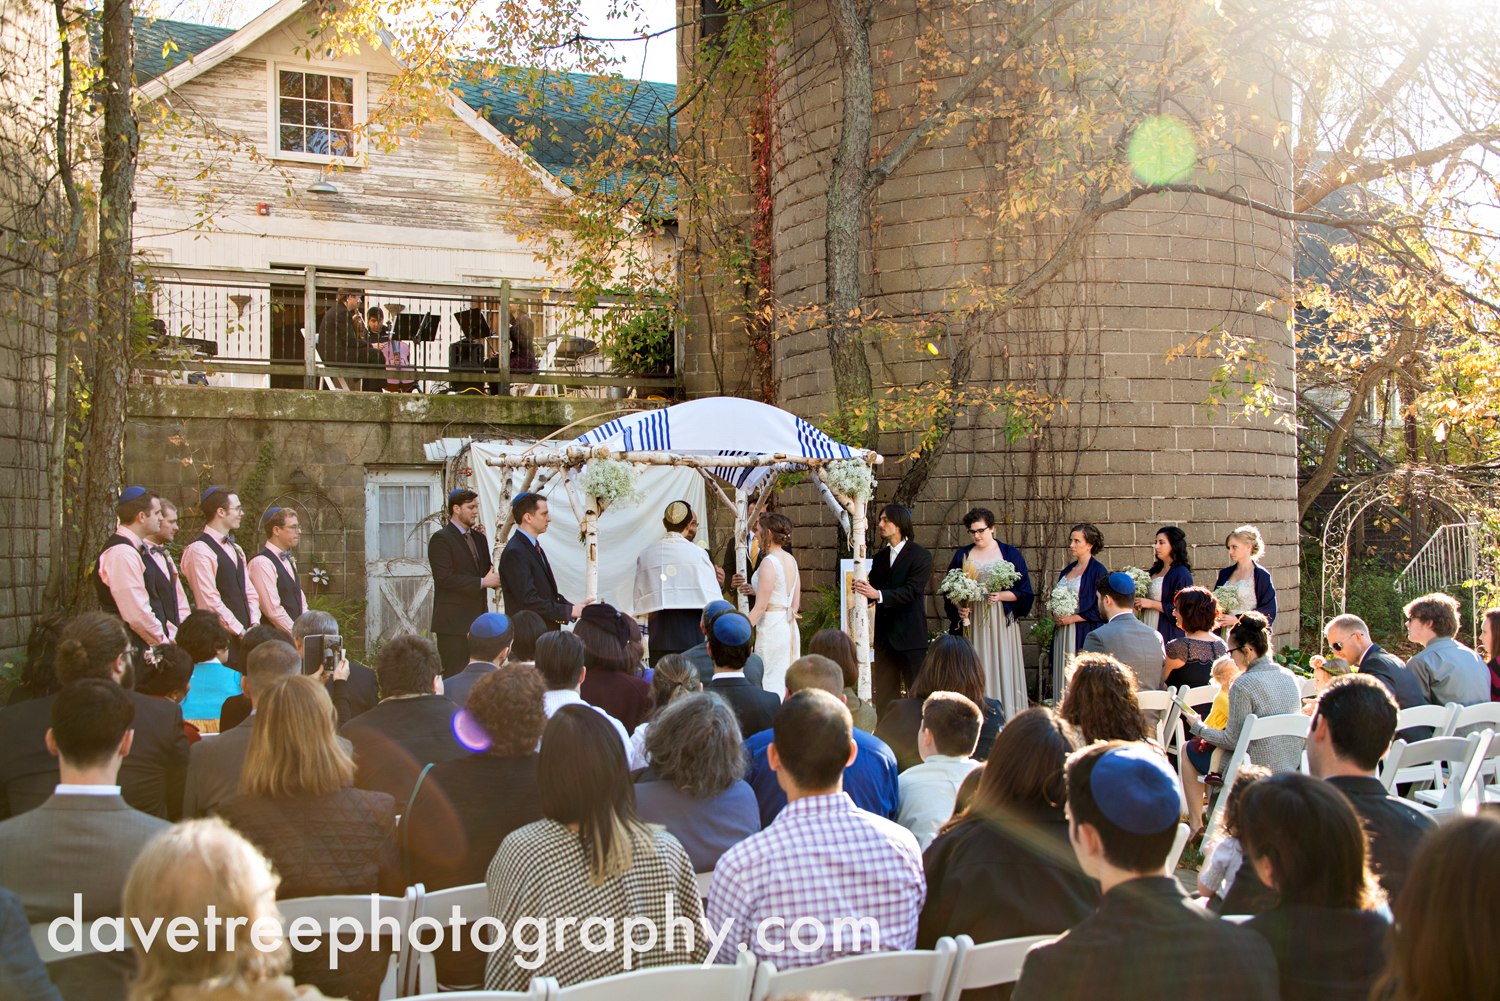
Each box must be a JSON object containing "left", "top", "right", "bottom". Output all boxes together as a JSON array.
[
  {"left": 981, "top": 559, "right": 1020, "bottom": 593},
  {"left": 1122, "top": 565, "right": 1151, "bottom": 597},
  {"left": 939, "top": 568, "right": 984, "bottom": 606},
  {"left": 1047, "top": 586, "right": 1079, "bottom": 618},
  {"left": 823, "top": 459, "right": 875, "bottom": 503},
  {"left": 581, "top": 458, "right": 644, "bottom": 508},
  {"left": 1214, "top": 584, "right": 1243, "bottom": 615}
]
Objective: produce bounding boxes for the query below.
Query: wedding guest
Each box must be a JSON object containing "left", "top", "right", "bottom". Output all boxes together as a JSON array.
[
  {"left": 217, "top": 623, "right": 295, "bottom": 731},
  {"left": 703, "top": 609, "right": 780, "bottom": 739},
  {"left": 137, "top": 644, "right": 203, "bottom": 742},
  {"left": 5, "top": 610, "right": 66, "bottom": 707},
  {"left": 0, "top": 887, "right": 60, "bottom": 1001},
  {"left": 683, "top": 599, "right": 766, "bottom": 688},
  {"left": 1135, "top": 526, "right": 1194, "bottom": 645},
  {"left": 944, "top": 507, "right": 1034, "bottom": 721},
  {"left": 628, "top": 653, "right": 700, "bottom": 769},
  {"left": 1051, "top": 523, "right": 1107, "bottom": 702},
  {"left": 736, "top": 512, "right": 801, "bottom": 697},
  {"left": 875, "top": 634, "right": 1003, "bottom": 771},
  {"left": 444, "top": 613, "right": 511, "bottom": 709},
  {"left": 1162, "top": 586, "right": 1227, "bottom": 693},
  {"left": 576, "top": 603, "right": 652, "bottom": 733},
  {"left": 1182, "top": 655, "right": 1243, "bottom": 827},
  {"left": 536, "top": 631, "right": 631, "bottom": 756},
  {"left": 1322, "top": 614, "right": 1430, "bottom": 741},
  {"left": 854, "top": 505, "right": 933, "bottom": 717},
  {"left": 808, "top": 628, "right": 875, "bottom": 732},
  {"left": 1402, "top": 592, "right": 1490, "bottom": 707},
  {"left": 1483, "top": 607, "right": 1500, "bottom": 701},
  {"left": 485, "top": 705, "right": 707, "bottom": 990},
  {"left": 918, "top": 708, "right": 1097, "bottom": 1001},
  {"left": 174, "top": 610, "right": 237, "bottom": 725},
  {"left": 1185, "top": 611, "right": 1302, "bottom": 770},
  {"left": 1059, "top": 653, "right": 1151, "bottom": 745},
  {"left": 896, "top": 692, "right": 984, "bottom": 849},
  {"left": 1213, "top": 525, "right": 1276, "bottom": 629},
  {"left": 1302, "top": 653, "right": 1352, "bottom": 712},
  {"left": 293, "top": 610, "right": 377, "bottom": 727},
  {"left": 505, "top": 609, "right": 547, "bottom": 664},
  {"left": 1197, "top": 765, "right": 1269, "bottom": 906},
  {"left": 1242, "top": 773, "right": 1390, "bottom": 1001},
  {"left": 1082, "top": 573, "right": 1166, "bottom": 693},
  {"left": 635, "top": 693, "right": 761, "bottom": 871},
  {"left": 1375, "top": 814, "right": 1500, "bottom": 1001}
]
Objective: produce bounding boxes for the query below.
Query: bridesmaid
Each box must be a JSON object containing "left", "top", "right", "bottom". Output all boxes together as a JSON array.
[
  {"left": 942, "top": 507, "right": 1034, "bottom": 720},
  {"left": 1135, "top": 526, "right": 1194, "bottom": 645},
  {"left": 1050, "top": 523, "right": 1107, "bottom": 702},
  {"left": 1213, "top": 524, "right": 1277, "bottom": 629}
]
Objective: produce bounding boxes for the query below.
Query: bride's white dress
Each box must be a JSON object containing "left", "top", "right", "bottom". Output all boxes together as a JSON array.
[{"left": 752, "top": 554, "right": 800, "bottom": 698}]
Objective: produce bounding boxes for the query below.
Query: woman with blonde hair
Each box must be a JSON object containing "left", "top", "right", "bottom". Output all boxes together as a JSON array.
[
  {"left": 735, "top": 511, "right": 801, "bottom": 696},
  {"left": 217, "top": 675, "right": 400, "bottom": 999},
  {"left": 1214, "top": 524, "right": 1277, "bottom": 630},
  {"left": 628, "top": 653, "right": 701, "bottom": 768}
]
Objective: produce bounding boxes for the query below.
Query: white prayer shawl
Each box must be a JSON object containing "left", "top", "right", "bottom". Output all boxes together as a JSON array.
[{"left": 633, "top": 534, "right": 721, "bottom": 615}]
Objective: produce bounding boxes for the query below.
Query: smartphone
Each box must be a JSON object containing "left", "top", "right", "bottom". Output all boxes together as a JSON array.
[{"left": 303, "top": 634, "right": 342, "bottom": 675}]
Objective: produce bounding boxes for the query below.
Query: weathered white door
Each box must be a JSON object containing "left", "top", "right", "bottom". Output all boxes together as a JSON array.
[{"left": 364, "top": 466, "right": 442, "bottom": 647}]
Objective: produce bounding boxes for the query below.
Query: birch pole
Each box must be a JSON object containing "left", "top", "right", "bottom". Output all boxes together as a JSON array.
[
  {"left": 734, "top": 487, "right": 749, "bottom": 615},
  {"left": 849, "top": 498, "right": 871, "bottom": 700},
  {"left": 582, "top": 495, "right": 601, "bottom": 601}
]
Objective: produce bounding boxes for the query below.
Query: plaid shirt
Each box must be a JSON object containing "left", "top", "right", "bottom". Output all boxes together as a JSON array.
[{"left": 706, "top": 792, "right": 925, "bottom": 973}]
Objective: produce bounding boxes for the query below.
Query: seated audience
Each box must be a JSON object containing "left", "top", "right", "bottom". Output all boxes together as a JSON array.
[
  {"left": 5, "top": 609, "right": 67, "bottom": 707},
  {"left": 218, "top": 675, "right": 401, "bottom": 1000},
  {"left": 1059, "top": 652, "right": 1153, "bottom": 745},
  {"left": 504, "top": 609, "right": 547, "bottom": 664},
  {"left": 897, "top": 692, "right": 984, "bottom": 849},
  {"left": 173, "top": 609, "right": 236, "bottom": 724},
  {"left": 340, "top": 633, "right": 464, "bottom": 805},
  {"left": 1306, "top": 674, "right": 1435, "bottom": 902},
  {"left": 708, "top": 689, "right": 924, "bottom": 972},
  {"left": 629, "top": 653, "right": 701, "bottom": 768},
  {"left": 1081, "top": 572, "right": 1167, "bottom": 692},
  {"left": 1483, "top": 607, "right": 1500, "bottom": 701},
  {"left": 293, "top": 610, "right": 379, "bottom": 726},
  {"left": 875, "top": 634, "right": 1002, "bottom": 771},
  {"left": 218, "top": 623, "right": 295, "bottom": 731},
  {"left": 1198, "top": 764, "right": 1270, "bottom": 908},
  {"left": 0, "top": 613, "right": 188, "bottom": 820},
  {"left": 0, "top": 886, "right": 61, "bottom": 1001},
  {"left": 1403, "top": 592, "right": 1491, "bottom": 707},
  {"left": 137, "top": 644, "right": 203, "bottom": 742},
  {"left": 703, "top": 608, "right": 781, "bottom": 738},
  {"left": 485, "top": 705, "right": 707, "bottom": 990},
  {"left": 1011, "top": 743, "right": 1278, "bottom": 1001},
  {"left": 576, "top": 603, "right": 653, "bottom": 733},
  {"left": 919, "top": 708, "right": 1098, "bottom": 1001},
  {"left": 0, "top": 680, "right": 171, "bottom": 1001},
  {"left": 1182, "top": 654, "right": 1243, "bottom": 826},
  {"left": 809, "top": 628, "right": 876, "bottom": 732},
  {"left": 1322, "top": 614, "right": 1430, "bottom": 740},
  {"left": 1242, "top": 773, "right": 1390, "bottom": 1001},
  {"left": 535, "top": 631, "right": 631, "bottom": 755},
  {"left": 744, "top": 655, "right": 899, "bottom": 824},
  {"left": 683, "top": 599, "right": 766, "bottom": 688},
  {"left": 635, "top": 692, "right": 760, "bottom": 871},
  {"left": 181, "top": 641, "right": 303, "bottom": 818},
  {"left": 123, "top": 819, "right": 340, "bottom": 1001},
  {"left": 1375, "top": 814, "right": 1500, "bottom": 1001},
  {"left": 1163, "top": 586, "right": 1228, "bottom": 690},
  {"left": 443, "top": 612, "right": 511, "bottom": 708},
  {"left": 1186, "top": 611, "right": 1302, "bottom": 773}
]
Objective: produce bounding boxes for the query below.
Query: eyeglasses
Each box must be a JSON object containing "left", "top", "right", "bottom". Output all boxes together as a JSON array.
[
  {"left": 1330, "top": 640, "right": 1344, "bottom": 652},
  {"left": 968, "top": 527, "right": 990, "bottom": 535},
  {"left": 1227, "top": 646, "right": 1243, "bottom": 655}
]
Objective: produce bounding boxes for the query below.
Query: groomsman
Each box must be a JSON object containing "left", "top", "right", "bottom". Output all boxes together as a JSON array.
[
  {"left": 853, "top": 504, "right": 933, "bottom": 718},
  {"left": 143, "top": 498, "right": 190, "bottom": 629},
  {"left": 498, "top": 492, "right": 589, "bottom": 634},
  {"left": 96, "top": 486, "right": 172, "bottom": 649},
  {"left": 182, "top": 487, "right": 259, "bottom": 667},
  {"left": 248, "top": 507, "right": 306, "bottom": 634},
  {"left": 430, "top": 488, "right": 502, "bottom": 678}
]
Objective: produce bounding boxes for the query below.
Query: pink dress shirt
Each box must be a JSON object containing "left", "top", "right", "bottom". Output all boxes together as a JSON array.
[
  {"left": 181, "top": 526, "right": 260, "bottom": 636},
  {"left": 248, "top": 543, "right": 306, "bottom": 634},
  {"left": 146, "top": 545, "right": 189, "bottom": 632},
  {"left": 98, "top": 534, "right": 167, "bottom": 646}
]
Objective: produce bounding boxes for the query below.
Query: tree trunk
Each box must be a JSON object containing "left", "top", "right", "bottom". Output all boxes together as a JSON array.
[
  {"left": 893, "top": 335, "right": 977, "bottom": 507},
  {"left": 79, "top": 0, "right": 138, "bottom": 607}
]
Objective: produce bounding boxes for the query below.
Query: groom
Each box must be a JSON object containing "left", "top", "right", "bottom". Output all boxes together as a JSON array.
[
  {"left": 854, "top": 504, "right": 933, "bottom": 718},
  {"left": 498, "top": 492, "right": 590, "bottom": 632}
]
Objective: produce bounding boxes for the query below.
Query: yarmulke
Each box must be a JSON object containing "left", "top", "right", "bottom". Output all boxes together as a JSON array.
[
  {"left": 1092, "top": 745, "right": 1182, "bottom": 834},
  {"left": 711, "top": 612, "right": 753, "bottom": 646},
  {"left": 118, "top": 486, "right": 147, "bottom": 503},
  {"left": 469, "top": 612, "right": 510, "bottom": 639},
  {"left": 201, "top": 486, "right": 223, "bottom": 502},
  {"left": 1108, "top": 572, "right": 1137, "bottom": 595},
  {"left": 703, "top": 599, "right": 734, "bottom": 619},
  {"left": 261, "top": 506, "right": 282, "bottom": 523},
  {"left": 664, "top": 500, "right": 693, "bottom": 531},
  {"left": 449, "top": 488, "right": 472, "bottom": 503}
]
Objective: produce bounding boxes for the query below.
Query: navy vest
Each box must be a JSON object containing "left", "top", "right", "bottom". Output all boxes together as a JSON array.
[
  {"left": 196, "top": 531, "right": 252, "bottom": 630},
  {"left": 258, "top": 546, "right": 304, "bottom": 620},
  {"left": 96, "top": 534, "right": 169, "bottom": 632},
  {"left": 142, "top": 546, "right": 181, "bottom": 627}
]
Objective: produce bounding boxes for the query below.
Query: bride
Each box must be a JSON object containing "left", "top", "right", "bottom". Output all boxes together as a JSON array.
[{"left": 735, "top": 512, "right": 800, "bottom": 697}]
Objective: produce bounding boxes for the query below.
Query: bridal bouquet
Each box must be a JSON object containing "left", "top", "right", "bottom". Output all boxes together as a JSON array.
[
  {"left": 1046, "top": 586, "right": 1079, "bottom": 618},
  {"left": 1214, "top": 584, "right": 1243, "bottom": 615},
  {"left": 939, "top": 568, "right": 984, "bottom": 606},
  {"left": 981, "top": 559, "right": 1020, "bottom": 594},
  {"left": 1122, "top": 566, "right": 1151, "bottom": 597}
]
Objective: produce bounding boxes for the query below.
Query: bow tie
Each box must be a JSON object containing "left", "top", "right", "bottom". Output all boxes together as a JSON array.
[
  {"left": 280, "top": 551, "right": 294, "bottom": 564},
  {"left": 149, "top": 545, "right": 166, "bottom": 555}
]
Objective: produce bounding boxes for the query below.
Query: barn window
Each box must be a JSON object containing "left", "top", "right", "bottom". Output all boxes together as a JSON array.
[{"left": 276, "top": 69, "right": 357, "bottom": 158}]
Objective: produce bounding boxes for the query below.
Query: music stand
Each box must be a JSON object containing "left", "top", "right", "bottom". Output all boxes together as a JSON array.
[
  {"left": 393, "top": 312, "right": 440, "bottom": 342},
  {"left": 452, "top": 308, "right": 491, "bottom": 342}
]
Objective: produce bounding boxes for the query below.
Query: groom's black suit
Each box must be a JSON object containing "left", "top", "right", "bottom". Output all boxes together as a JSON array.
[
  {"left": 498, "top": 530, "right": 575, "bottom": 630},
  {"left": 869, "top": 539, "right": 933, "bottom": 718}
]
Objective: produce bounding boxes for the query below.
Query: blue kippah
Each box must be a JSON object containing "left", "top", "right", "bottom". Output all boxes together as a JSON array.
[
  {"left": 1108, "top": 572, "right": 1136, "bottom": 595},
  {"left": 261, "top": 506, "right": 282, "bottom": 523},
  {"left": 469, "top": 612, "right": 510, "bottom": 639},
  {"left": 512, "top": 491, "right": 531, "bottom": 503},
  {"left": 201, "top": 486, "right": 222, "bottom": 502},
  {"left": 118, "top": 486, "right": 147, "bottom": 503},
  {"left": 449, "top": 488, "right": 472, "bottom": 503},
  {"left": 1092, "top": 746, "right": 1182, "bottom": 834},
  {"left": 712, "top": 612, "right": 753, "bottom": 646},
  {"left": 703, "top": 599, "right": 733, "bottom": 619}
]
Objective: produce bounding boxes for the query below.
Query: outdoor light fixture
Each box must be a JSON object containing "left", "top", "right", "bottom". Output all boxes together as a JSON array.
[
  {"left": 307, "top": 170, "right": 338, "bottom": 195},
  {"left": 289, "top": 467, "right": 311, "bottom": 487}
]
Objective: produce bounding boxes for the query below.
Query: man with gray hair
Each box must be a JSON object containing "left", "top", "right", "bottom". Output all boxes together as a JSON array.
[
  {"left": 1324, "top": 614, "right": 1431, "bottom": 741},
  {"left": 682, "top": 599, "right": 765, "bottom": 688},
  {"left": 293, "top": 609, "right": 379, "bottom": 724}
]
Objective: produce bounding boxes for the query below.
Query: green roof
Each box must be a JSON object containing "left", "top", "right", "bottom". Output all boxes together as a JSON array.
[{"left": 133, "top": 17, "right": 236, "bottom": 83}]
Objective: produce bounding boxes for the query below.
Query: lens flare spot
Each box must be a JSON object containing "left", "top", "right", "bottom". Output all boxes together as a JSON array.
[
  {"left": 1127, "top": 115, "right": 1197, "bottom": 185},
  {"left": 452, "top": 708, "right": 491, "bottom": 752}
]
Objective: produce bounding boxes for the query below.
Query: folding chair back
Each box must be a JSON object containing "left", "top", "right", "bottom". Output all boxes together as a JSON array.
[
  {"left": 1164, "top": 822, "right": 1191, "bottom": 874},
  {"left": 1397, "top": 703, "right": 1457, "bottom": 734},
  {"left": 1298, "top": 675, "right": 1319, "bottom": 698},
  {"left": 277, "top": 888, "right": 416, "bottom": 1001},
  {"left": 1137, "top": 690, "right": 1174, "bottom": 747},
  {"left": 550, "top": 951, "right": 756, "bottom": 1001},
  {"left": 695, "top": 871, "right": 714, "bottom": 900},
  {"left": 402, "top": 986, "right": 552, "bottom": 1001},
  {"left": 751, "top": 939, "right": 957, "bottom": 1001},
  {"left": 1384, "top": 730, "right": 1494, "bottom": 817},
  {"left": 941, "top": 934, "right": 1058, "bottom": 1001},
  {"left": 1447, "top": 702, "right": 1500, "bottom": 735},
  {"left": 1203, "top": 713, "right": 1311, "bottom": 840},
  {"left": 1168, "top": 684, "right": 1219, "bottom": 760},
  {"left": 412, "top": 882, "right": 490, "bottom": 996}
]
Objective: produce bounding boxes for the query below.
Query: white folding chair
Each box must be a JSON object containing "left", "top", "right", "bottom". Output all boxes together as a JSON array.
[
  {"left": 278, "top": 887, "right": 417, "bottom": 1001},
  {"left": 1444, "top": 702, "right": 1500, "bottom": 736},
  {"left": 1380, "top": 730, "right": 1493, "bottom": 818},
  {"left": 1137, "top": 690, "right": 1174, "bottom": 747},
  {"left": 751, "top": 938, "right": 957, "bottom": 1001},
  {"left": 313, "top": 342, "right": 353, "bottom": 391},
  {"left": 1164, "top": 822, "right": 1191, "bottom": 874},
  {"left": 1167, "top": 683, "right": 1219, "bottom": 760},
  {"left": 30, "top": 918, "right": 120, "bottom": 964},
  {"left": 694, "top": 871, "right": 714, "bottom": 900},
  {"left": 1397, "top": 703, "right": 1458, "bottom": 735},
  {"left": 1202, "top": 712, "right": 1312, "bottom": 840},
  {"left": 547, "top": 950, "right": 756, "bottom": 1001},
  {"left": 403, "top": 986, "right": 552, "bottom": 1001},
  {"left": 941, "top": 934, "right": 1057, "bottom": 1001},
  {"left": 411, "top": 882, "right": 489, "bottom": 995}
]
